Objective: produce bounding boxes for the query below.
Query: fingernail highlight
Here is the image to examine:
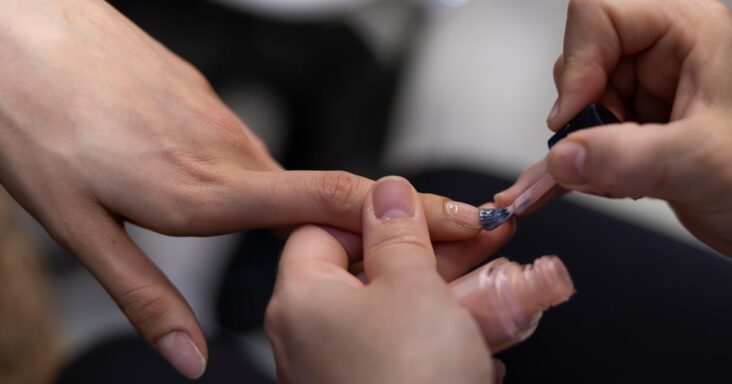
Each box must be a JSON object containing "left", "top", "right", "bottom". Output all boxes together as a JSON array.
[
  {"left": 446, "top": 201, "right": 482, "bottom": 230},
  {"left": 157, "top": 331, "right": 207, "bottom": 379},
  {"left": 373, "top": 177, "right": 415, "bottom": 220},
  {"left": 550, "top": 141, "right": 588, "bottom": 185}
]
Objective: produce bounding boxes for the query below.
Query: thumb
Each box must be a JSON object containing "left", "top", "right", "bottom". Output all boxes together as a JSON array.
[
  {"left": 362, "top": 176, "right": 436, "bottom": 281},
  {"left": 547, "top": 121, "right": 698, "bottom": 202}
]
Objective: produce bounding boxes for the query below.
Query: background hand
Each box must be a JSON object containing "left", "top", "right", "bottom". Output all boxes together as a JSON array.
[
  {"left": 542, "top": 0, "right": 732, "bottom": 255},
  {"left": 266, "top": 177, "right": 504, "bottom": 384}
]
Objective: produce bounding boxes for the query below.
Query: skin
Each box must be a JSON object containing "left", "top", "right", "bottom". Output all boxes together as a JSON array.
[
  {"left": 266, "top": 177, "right": 506, "bottom": 384},
  {"left": 0, "top": 0, "right": 512, "bottom": 377},
  {"left": 500, "top": 0, "right": 732, "bottom": 256}
]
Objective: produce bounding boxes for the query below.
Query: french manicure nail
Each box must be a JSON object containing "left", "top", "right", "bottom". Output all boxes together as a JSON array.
[
  {"left": 373, "top": 177, "right": 415, "bottom": 220},
  {"left": 157, "top": 331, "right": 207, "bottom": 380},
  {"left": 550, "top": 141, "right": 588, "bottom": 185},
  {"left": 446, "top": 201, "right": 482, "bottom": 230}
]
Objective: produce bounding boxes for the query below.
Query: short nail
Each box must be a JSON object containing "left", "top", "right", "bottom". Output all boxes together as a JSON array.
[
  {"left": 446, "top": 201, "right": 482, "bottom": 230},
  {"left": 548, "top": 98, "right": 560, "bottom": 123},
  {"left": 356, "top": 272, "right": 369, "bottom": 284},
  {"left": 157, "top": 331, "right": 207, "bottom": 379},
  {"left": 372, "top": 177, "right": 416, "bottom": 219},
  {"left": 551, "top": 141, "right": 588, "bottom": 185}
]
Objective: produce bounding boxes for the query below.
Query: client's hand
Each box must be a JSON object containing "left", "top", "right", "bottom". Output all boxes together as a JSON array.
[
  {"left": 0, "top": 1, "right": 507, "bottom": 378},
  {"left": 266, "top": 177, "right": 504, "bottom": 384}
]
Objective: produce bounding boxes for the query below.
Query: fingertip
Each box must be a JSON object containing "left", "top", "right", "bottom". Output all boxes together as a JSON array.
[
  {"left": 547, "top": 140, "right": 589, "bottom": 186},
  {"left": 156, "top": 331, "right": 208, "bottom": 380},
  {"left": 494, "top": 359, "right": 507, "bottom": 383},
  {"left": 363, "top": 176, "right": 434, "bottom": 279},
  {"left": 371, "top": 176, "right": 418, "bottom": 220}
]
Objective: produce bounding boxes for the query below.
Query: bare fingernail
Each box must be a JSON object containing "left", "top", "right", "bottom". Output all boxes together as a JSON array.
[
  {"left": 157, "top": 331, "right": 207, "bottom": 379},
  {"left": 550, "top": 141, "right": 588, "bottom": 185},
  {"left": 446, "top": 201, "right": 482, "bottom": 230},
  {"left": 548, "top": 98, "right": 561, "bottom": 123},
  {"left": 373, "top": 177, "right": 415, "bottom": 220}
]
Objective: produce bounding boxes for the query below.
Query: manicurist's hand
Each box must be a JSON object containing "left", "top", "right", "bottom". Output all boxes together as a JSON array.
[
  {"left": 0, "top": 1, "right": 509, "bottom": 378},
  {"left": 507, "top": 0, "right": 732, "bottom": 255},
  {"left": 266, "top": 177, "right": 506, "bottom": 384}
]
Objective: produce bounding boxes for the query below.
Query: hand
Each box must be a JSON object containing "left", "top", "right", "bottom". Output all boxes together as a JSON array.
[
  {"left": 0, "top": 1, "right": 508, "bottom": 378},
  {"left": 506, "top": 0, "right": 732, "bottom": 255},
  {"left": 266, "top": 177, "right": 507, "bottom": 384}
]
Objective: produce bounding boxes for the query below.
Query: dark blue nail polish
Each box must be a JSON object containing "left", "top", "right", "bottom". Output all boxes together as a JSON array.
[{"left": 479, "top": 208, "right": 513, "bottom": 231}]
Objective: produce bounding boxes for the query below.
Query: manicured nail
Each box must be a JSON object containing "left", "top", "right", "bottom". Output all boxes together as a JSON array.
[
  {"left": 446, "top": 201, "right": 482, "bottom": 230},
  {"left": 157, "top": 331, "right": 207, "bottom": 380},
  {"left": 373, "top": 177, "right": 415, "bottom": 219},
  {"left": 548, "top": 98, "right": 561, "bottom": 123},
  {"left": 550, "top": 141, "right": 588, "bottom": 185}
]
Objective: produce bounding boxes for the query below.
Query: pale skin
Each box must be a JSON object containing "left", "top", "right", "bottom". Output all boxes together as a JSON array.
[
  {"left": 0, "top": 0, "right": 514, "bottom": 379},
  {"left": 266, "top": 177, "right": 505, "bottom": 384},
  {"left": 271, "top": 1, "right": 732, "bottom": 382},
  {"left": 498, "top": 0, "right": 732, "bottom": 256}
]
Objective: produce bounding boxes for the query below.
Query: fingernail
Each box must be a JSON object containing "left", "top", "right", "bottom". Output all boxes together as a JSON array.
[
  {"left": 446, "top": 201, "right": 482, "bottom": 230},
  {"left": 356, "top": 272, "right": 369, "bottom": 284},
  {"left": 548, "top": 98, "right": 561, "bottom": 123},
  {"left": 373, "top": 177, "right": 415, "bottom": 219},
  {"left": 157, "top": 331, "right": 207, "bottom": 380},
  {"left": 550, "top": 141, "right": 588, "bottom": 185},
  {"left": 493, "top": 192, "right": 508, "bottom": 206}
]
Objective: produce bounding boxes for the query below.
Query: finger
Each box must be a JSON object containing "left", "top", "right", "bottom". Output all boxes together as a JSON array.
[
  {"left": 341, "top": 214, "right": 515, "bottom": 283},
  {"left": 277, "top": 225, "right": 354, "bottom": 282},
  {"left": 549, "top": 0, "right": 673, "bottom": 130},
  {"left": 362, "top": 176, "right": 435, "bottom": 281},
  {"left": 320, "top": 226, "right": 362, "bottom": 265},
  {"left": 494, "top": 359, "right": 507, "bottom": 383},
  {"left": 547, "top": 120, "right": 705, "bottom": 202},
  {"left": 200, "top": 171, "right": 482, "bottom": 241},
  {"left": 64, "top": 205, "right": 207, "bottom": 380},
  {"left": 494, "top": 159, "right": 551, "bottom": 209},
  {"left": 433, "top": 216, "right": 515, "bottom": 281}
]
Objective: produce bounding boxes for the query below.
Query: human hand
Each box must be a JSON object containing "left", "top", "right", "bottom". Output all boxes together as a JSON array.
[
  {"left": 266, "top": 177, "right": 508, "bottom": 384},
  {"left": 0, "top": 0, "right": 507, "bottom": 378},
  {"left": 503, "top": 0, "right": 732, "bottom": 255}
]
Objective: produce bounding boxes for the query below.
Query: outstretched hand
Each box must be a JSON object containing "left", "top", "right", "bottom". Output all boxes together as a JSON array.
[{"left": 0, "top": 0, "right": 511, "bottom": 377}]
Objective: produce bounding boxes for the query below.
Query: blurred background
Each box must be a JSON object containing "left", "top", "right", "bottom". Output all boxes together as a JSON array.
[{"left": 4, "top": 0, "right": 732, "bottom": 383}]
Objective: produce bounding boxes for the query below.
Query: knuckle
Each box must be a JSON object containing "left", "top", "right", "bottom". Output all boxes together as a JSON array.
[
  {"left": 163, "top": 146, "right": 223, "bottom": 186},
  {"left": 369, "top": 230, "right": 432, "bottom": 259},
  {"left": 264, "top": 286, "right": 311, "bottom": 340},
  {"left": 116, "top": 284, "right": 174, "bottom": 341},
  {"left": 314, "top": 171, "right": 365, "bottom": 215}
]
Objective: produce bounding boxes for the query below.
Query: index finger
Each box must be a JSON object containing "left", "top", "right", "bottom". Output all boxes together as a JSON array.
[
  {"left": 550, "top": 0, "right": 675, "bottom": 129},
  {"left": 277, "top": 225, "right": 353, "bottom": 281}
]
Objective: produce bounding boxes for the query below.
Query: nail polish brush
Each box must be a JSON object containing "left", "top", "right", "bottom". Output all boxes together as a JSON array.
[{"left": 479, "top": 104, "right": 621, "bottom": 230}]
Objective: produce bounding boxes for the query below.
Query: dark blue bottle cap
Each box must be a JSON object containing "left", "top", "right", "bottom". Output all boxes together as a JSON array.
[{"left": 548, "top": 104, "right": 620, "bottom": 148}]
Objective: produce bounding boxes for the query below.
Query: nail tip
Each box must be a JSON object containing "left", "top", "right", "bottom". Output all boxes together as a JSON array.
[
  {"left": 478, "top": 207, "right": 513, "bottom": 231},
  {"left": 157, "top": 331, "right": 207, "bottom": 381}
]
